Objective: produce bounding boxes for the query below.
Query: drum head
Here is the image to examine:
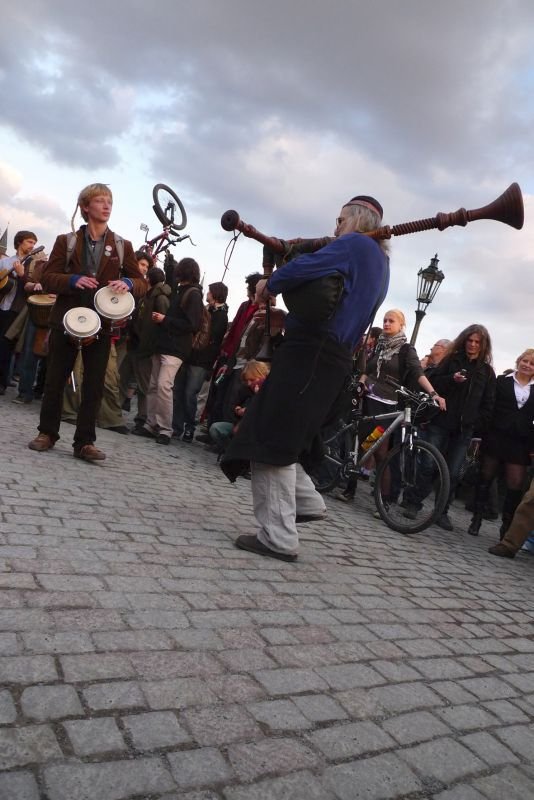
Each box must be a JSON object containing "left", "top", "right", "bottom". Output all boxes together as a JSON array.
[
  {"left": 28, "top": 294, "right": 56, "bottom": 307},
  {"left": 94, "top": 286, "right": 135, "bottom": 320},
  {"left": 63, "top": 307, "right": 101, "bottom": 338}
]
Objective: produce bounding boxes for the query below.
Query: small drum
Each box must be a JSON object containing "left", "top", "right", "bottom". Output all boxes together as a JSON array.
[
  {"left": 94, "top": 286, "right": 134, "bottom": 329},
  {"left": 63, "top": 307, "right": 101, "bottom": 348},
  {"left": 27, "top": 294, "right": 56, "bottom": 357}
]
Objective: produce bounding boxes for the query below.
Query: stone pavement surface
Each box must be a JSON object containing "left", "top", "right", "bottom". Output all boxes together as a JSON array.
[{"left": 1, "top": 396, "right": 534, "bottom": 800}]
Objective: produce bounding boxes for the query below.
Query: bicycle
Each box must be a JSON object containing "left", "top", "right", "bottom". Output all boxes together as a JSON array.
[
  {"left": 310, "top": 377, "right": 450, "bottom": 534},
  {"left": 138, "top": 183, "right": 194, "bottom": 263}
]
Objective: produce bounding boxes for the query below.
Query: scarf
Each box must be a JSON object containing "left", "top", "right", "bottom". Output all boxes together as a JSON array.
[{"left": 375, "top": 331, "right": 407, "bottom": 378}]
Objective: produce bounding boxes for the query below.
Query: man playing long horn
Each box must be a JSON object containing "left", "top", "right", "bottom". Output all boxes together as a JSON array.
[{"left": 221, "top": 195, "right": 390, "bottom": 561}]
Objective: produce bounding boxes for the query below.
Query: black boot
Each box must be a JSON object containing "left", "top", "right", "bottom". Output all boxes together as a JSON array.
[
  {"left": 467, "top": 479, "right": 491, "bottom": 537},
  {"left": 467, "top": 513, "right": 483, "bottom": 536},
  {"left": 500, "top": 489, "right": 523, "bottom": 540}
]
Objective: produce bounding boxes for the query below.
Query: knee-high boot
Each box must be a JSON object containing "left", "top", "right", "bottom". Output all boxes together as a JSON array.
[
  {"left": 468, "top": 480, "right": 491, "bottom": 536},
  {"left": 500, "top": 489, "right": 524, "bottom": 540}
]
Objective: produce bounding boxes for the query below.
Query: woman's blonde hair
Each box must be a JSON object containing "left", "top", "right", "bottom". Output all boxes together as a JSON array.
[
  {"left": 241, "top": 359, "right": 270, "bottom": 381},
  {"left": 516, "top": 348, "right": 534, "bottom": 367},
  {"left": 71, "top": 183, "right": 112, "bottom": 231},
  {"left": 384, "top": 309, "right": 406, "bottom": 330}
]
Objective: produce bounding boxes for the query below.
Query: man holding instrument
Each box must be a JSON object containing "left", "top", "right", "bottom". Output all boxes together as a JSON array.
[
  {"left": 28, "top": 183, "right": 146, "bottom": 461},
  {"left": 221, "top": 195, "right": 390, "bottom": 561}
]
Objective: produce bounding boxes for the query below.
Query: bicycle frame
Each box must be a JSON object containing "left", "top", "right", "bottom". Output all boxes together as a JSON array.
[{"left": 322, "top": 403, "right": 415, "bottom": 477}]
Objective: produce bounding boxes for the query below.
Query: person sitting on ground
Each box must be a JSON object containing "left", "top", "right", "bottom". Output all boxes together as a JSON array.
[
  {"left": 467, "top": 348, "right": 534, "bottom": 538},
  {"left": 209, "top": 359, "right": 270, "bottom": 454},
  {"left": 202, "top": 271, "right": 262, "bottom": 434}
]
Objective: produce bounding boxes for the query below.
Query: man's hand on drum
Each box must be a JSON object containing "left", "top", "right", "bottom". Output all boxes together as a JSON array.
[
  {"left": 152, "top": 312, "right": 165, "bottom": 324},
  {"left": 74, "top": 276, "right": 99, "bottom": 290},
  {"left": 107, "top": 279, "right": 130, "bottom": 294}
]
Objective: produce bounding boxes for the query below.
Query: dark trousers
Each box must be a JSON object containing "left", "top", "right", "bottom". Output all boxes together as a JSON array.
[
  {"left": 38, "top": 328, "right": 111, "bottom": 448},
  {"left": 407, "top": 425, "right": 472, "bottom": 512},
  {"left": 173, "top": 364, "right": 209, "bottom": 434}
]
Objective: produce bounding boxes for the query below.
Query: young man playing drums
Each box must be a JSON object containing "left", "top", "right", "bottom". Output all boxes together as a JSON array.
[{"left": 28, "top": 183, "right": 146, "bottom": 461}]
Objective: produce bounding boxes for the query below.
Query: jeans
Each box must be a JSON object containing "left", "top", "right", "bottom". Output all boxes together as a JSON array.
[
  {"left": 407, "top": 425, "right": 473, "bottom": 512},
  {"left": 173, "top": 364, "right": 209, "bottom": 435}
]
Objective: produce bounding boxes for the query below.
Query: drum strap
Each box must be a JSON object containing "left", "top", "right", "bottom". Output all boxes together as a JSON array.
[{"left": 65, "top": 231, "right": 125, "bottom": 274}]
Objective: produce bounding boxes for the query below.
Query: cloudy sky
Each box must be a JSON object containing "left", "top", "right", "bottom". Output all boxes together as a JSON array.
[{"left": 1, "top": 0, "right": 532, "bottom": 372}]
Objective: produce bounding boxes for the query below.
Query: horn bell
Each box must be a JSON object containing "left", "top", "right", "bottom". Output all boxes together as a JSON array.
[{"left": 467, "top": 182, "right": 524, "bottom": 230}]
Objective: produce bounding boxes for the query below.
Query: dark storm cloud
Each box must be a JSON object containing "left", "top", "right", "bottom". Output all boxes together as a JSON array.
[{"left": 3, "top": 0, "right": 534, "bottom": 190}]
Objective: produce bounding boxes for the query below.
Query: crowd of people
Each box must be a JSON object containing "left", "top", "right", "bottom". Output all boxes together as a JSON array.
[{"left": 1, "top": 184, "right": 533, "bottom": 564}]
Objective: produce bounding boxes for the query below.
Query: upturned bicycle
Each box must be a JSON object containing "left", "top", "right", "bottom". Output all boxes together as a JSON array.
[
  {"left": 311, "top": 377, "right": 450, "bottom": 534},
  {"left": 138, "top": 183, "right": 194, "bottom": 262}
]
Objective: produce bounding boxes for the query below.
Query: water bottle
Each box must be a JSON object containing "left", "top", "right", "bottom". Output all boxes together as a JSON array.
[{"left": 361, "top": 425, "right": 384, "bottom": 451}]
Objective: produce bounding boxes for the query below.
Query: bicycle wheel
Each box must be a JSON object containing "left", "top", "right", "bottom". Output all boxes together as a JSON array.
[
  {"left": 310, "top": 427, "right": 354, "bottom": 494},
  {"left": 374, "top": 439, "right": 450, "bottom": 534},
  {"left": 152, "top": 183, "right": 187, "bottom": 232}
]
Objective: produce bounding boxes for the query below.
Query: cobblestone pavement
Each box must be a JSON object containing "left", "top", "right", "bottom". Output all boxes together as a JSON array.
[{"left": 1, "top": 395, "right": 534, "bottom": 800}]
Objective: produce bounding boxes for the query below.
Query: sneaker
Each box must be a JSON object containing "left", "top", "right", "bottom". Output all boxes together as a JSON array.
[
  {"left": 488, "top": 543, "right": 515, "bottom": 559},
  {"left": 156, "top": 433, "right": 170, "bottom": 445},
  {"left": 12, "top": 395, "right": 32, "bottom": 404},
  {"left": 182, "top": 429, "right": 194, "bottom": 443},
  {"left": 107, "top": 425, "right": 129, "bottom": 434},
  {"left": 195, "top": 433, "right": 212, "bottom": 444},
  {"left": 28, "top": 433, "right": 55, "bottom": 452},
  {"left": 436, "top": 513, "right": 454, "bottom": 531}
]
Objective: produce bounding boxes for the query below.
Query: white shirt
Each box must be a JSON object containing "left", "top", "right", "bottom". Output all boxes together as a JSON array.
[{"left": 510, "top": 371, "right": 534, "bottom": 409}]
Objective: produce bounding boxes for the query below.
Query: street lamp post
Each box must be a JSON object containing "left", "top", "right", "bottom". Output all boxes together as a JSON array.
[{"left": 409, "top": 253, "right": 445, "bottom": 346}]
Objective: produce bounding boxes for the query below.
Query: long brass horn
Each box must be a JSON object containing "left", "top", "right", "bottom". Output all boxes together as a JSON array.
[{"left": 220, "top": 182, "right": 524, "bottom": 251}]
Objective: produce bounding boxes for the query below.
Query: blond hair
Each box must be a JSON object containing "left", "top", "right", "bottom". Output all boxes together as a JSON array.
[
  {"left": 516, "top": 348, "right": 534, "bottom": 366},
  {"left": 241, "top": 360, "right": 270, "bottom": 381},
  {"left": 71, "top": 183, "right": 112, "bottom": 231},
  {"left": 384, "top": 308, "right": 406, "bottom": 330}
]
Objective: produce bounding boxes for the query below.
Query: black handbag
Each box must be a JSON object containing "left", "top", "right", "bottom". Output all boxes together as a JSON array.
[{"left": 282, "top": 272, "right": 344, "bottom": 324}]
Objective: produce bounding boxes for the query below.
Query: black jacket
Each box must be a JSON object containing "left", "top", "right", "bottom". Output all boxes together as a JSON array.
[
  {"left": 155, "top": 283, "right": 204, "bottom": 359},
  {"left": 491, "top": 374, "right": 534, "bottom": 444},
  {"left": 133, "top": 282, "right": 172, "bottom": 358},
  {"left": 189, "top": 304, "right": 228, "bottom": 369},
  {"left": 431, "top": 352, "right": 496, "bottom": 433}
]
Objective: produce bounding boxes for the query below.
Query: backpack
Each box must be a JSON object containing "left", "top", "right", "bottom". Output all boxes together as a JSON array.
[
  {"left": 181, "top": 286, "right": 211, "bottom": 350},
  {"left": 65, "top": 231, "right": 124, "bottom": 272}
]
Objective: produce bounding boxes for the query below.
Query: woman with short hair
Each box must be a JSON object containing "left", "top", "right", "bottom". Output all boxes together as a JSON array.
[{"left": 468, "top": 348, "right": 534, "bottom": 537}]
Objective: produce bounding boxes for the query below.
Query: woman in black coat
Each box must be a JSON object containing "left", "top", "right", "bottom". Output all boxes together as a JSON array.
[{"left": 468, "top": 348, "right": 534, "bottom": 537}]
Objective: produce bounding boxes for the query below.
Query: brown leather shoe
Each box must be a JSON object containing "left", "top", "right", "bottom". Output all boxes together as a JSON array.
[
  {"left": 28, "top": 433, "right": 54, "bottom": 452},
  {"left": 74, "top": 444, "right": 106, "bottom": 462},
  {"left": 488, "top": 542, "right": 516, "bottom": 559}
]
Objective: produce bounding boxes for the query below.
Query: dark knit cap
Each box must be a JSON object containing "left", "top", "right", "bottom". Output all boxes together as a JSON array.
[{"left": 346, "top": 196, "right": 383, "bottom": 221}]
